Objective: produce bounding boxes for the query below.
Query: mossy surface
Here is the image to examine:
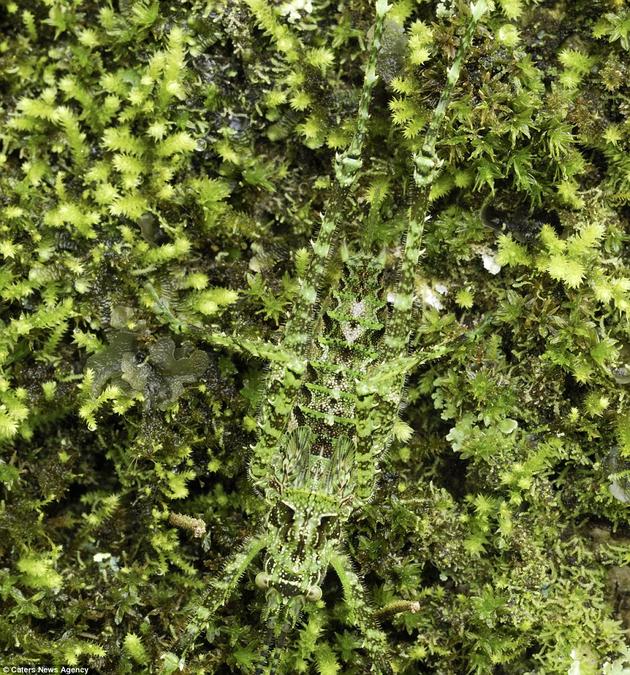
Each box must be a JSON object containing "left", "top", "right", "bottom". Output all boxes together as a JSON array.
[{"left": 0, "top": 0, "right": 629, "bottom": 673}]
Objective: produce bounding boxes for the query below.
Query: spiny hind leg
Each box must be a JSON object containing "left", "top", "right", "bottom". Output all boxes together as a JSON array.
[
  {"left": 168, "top": 535, "right": 269, "bottom": 663},
  {"left": 412, "top": 145, "right": 444, "bottom": 188},
  {"left": 328, "top": 550, "right": 392, "bottom": 674},
  {"left": 385, "top": 1, "right": 492, "bottom": 357},
  {"left": 280, "top": 1, "right": 392, "bottom": 352}
]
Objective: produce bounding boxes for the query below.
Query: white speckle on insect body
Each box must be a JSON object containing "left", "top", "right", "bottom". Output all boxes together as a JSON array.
[
  {"left": 342, "top": 323, "right": 363, "bottom": 344},
  {"left": 351, "top": 300, "right": 365, "bottom": 318}
]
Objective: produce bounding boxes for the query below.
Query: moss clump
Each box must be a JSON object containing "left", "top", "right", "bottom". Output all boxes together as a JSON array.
[{"left": 0, "top": 0, "right": 629, "bottom": 673}]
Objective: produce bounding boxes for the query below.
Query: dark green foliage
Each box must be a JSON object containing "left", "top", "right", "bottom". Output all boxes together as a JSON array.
[
  {"left": 0, "top": 0, "right": 629, "bottom": 673},
  {"left": 87, "top": 332, "right": 209, "bottom": 410}
]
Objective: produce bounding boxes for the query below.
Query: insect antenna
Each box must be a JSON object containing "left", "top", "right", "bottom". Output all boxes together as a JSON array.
[
  {"left": 166, "top": 585, "right": 214, "bottom": 666},
  {"left": 167, "top": 535, "right": 269, "bottom": 667},
  {"left": 255, "top": 605, "right": 294, "bottom": 675}
]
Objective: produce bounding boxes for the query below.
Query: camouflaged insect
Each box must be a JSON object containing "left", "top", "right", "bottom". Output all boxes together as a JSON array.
[{"left": 170, "top": 1, "right": 491, "bottom": 672}]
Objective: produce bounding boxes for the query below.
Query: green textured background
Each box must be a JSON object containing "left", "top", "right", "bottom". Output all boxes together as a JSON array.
[{"left": 0, "top": 0, "right": 629, "bottom": 672}]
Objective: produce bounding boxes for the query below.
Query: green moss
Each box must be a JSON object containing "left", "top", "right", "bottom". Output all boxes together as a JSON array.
[{"left": 0, "top": 0, "right": 629, "bottom": 673}]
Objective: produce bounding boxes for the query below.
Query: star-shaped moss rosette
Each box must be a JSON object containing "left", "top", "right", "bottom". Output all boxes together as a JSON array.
[{"left": 87, "top": 332, "right": 209, "bottom": 411}]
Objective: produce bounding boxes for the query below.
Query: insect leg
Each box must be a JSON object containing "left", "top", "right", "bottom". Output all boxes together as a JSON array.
[
  {"left": 283, "top": 1, "right": 392, "bottom": 354},
  {"left": 385, "top": 1, "right": 491, "bottom": 356},
  {"left": 168, "top": 535, "right": 270, "bottom": 664}
]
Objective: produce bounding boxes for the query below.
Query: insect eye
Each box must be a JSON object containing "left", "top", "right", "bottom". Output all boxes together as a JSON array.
[
  {"left": 305, "top": 585, "right": 322, "bottom": 602},
  {"left": 255, "top": 572, "right": 271, "bottom": 589}
]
